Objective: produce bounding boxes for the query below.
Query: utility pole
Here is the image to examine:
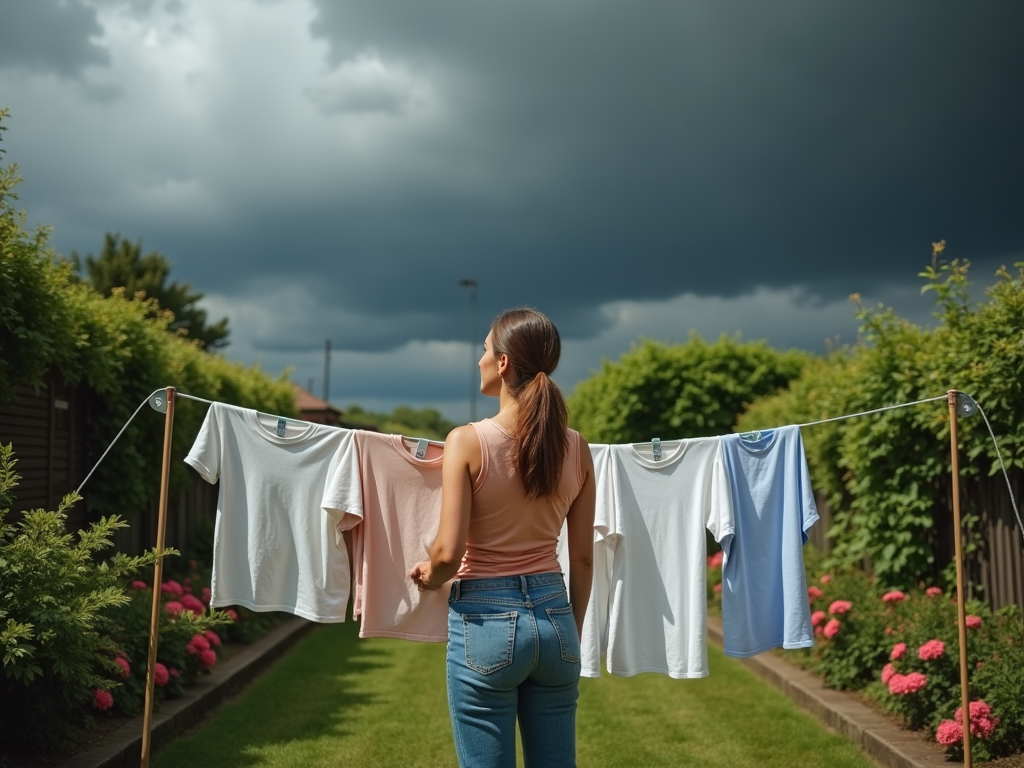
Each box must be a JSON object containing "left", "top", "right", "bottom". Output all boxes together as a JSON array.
[
  {"left": 458, "top": 279, "right": 478, "bottom": 422},
  {"left": 323, "top": 339, "right": 331, "bottom": 404}
]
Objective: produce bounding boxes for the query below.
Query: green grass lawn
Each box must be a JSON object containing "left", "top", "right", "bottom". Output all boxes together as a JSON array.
[{"left": 152, "top": 620, "right": 877, "bottom": 768}]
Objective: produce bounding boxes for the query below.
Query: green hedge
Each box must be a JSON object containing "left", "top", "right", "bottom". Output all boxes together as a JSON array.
[
  {"left": 739, "top": 254, "right": 1024, "bottom": 585},
  {"left": 568, "top": 334, "right": 810, "bottom": 443}
]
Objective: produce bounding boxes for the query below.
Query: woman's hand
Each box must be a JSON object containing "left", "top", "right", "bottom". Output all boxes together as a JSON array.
[{"left": 410, "top": 560, "right": 443, "bottom": 591}]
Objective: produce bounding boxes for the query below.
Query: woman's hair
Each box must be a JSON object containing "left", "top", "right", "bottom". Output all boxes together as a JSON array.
[{"left": 490, "top": 307, "right": 569, "bottom": 499}]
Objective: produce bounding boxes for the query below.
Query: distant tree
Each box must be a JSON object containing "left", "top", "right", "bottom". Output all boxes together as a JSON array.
[
  {"left": 568, "top": 334, "right": 811, "bottom": 443},
  {"left": 345, "top": 404, "right": 457, "bottom": 441},
  {"left": 72, "top": 233, "right": 229, "bottom": 350}
]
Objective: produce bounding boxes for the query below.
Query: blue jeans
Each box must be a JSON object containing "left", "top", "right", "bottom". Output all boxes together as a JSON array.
[{"left": 446, "top": 573, "right": 581, "bottom": 768}]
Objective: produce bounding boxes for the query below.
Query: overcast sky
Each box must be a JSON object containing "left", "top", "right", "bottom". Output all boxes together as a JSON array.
[{"left": 2, "top": 0, "right": 1022, "bottom": 423}]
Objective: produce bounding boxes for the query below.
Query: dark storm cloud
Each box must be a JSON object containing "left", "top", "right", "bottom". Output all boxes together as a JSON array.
[
  {"left": 3, "top": 0, "right": 1022, "bottom": 367},
  {"left": 0, "top": 0, "right": 109, "bottom": 77},
  {"left": 296, "top": 0, "right": 1023, "bottom": 304}
]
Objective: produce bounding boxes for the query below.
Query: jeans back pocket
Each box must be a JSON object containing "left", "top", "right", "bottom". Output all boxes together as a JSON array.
[
  {"left": 545, "top": 605, "right": 580, "bottom": 663},
  {"left": 463, "top": 611, "right": 518, "bottom": 674}
]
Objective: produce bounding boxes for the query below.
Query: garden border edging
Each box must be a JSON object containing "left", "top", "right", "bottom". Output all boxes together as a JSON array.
[
  {"left": 707, "top": 617, "right": 950, "bottom": 768},
  {"left": 58, "top": 616, "right": 315, "bottom": 768}
]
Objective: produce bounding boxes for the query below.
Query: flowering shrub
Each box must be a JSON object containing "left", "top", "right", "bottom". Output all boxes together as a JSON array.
[
  {"left": 789, "top": 554, "right": 1024, "bottom": 762},
  {"left": 0, "top": 446, "right": 233, "bottom": 750}
]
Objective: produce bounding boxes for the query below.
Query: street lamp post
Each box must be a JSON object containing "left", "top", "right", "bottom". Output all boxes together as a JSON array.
[{"left": 458, "top": 278, "right": 478, "bottom": 422}]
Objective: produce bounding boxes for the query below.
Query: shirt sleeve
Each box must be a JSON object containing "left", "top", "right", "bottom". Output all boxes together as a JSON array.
[
  {"left": 321, "top": 430, "right": 364, "bottom": 533},
  {"left": 795, "top": 427, "right": 820, "bottom": 541},
  {"left": 707, "top": 438, "right": 736, "bottom": 556},
  {"left": 184, "top": 403, "right": 221, "bottom": 483}
]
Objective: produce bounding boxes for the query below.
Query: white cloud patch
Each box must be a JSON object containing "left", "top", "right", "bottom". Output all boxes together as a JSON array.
[{"left": 306, "top": 52, "right": 432, "bottom": 118}]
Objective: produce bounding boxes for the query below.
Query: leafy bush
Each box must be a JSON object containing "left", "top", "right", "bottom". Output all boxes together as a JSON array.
[
  {"left": 568, "top": 334, "right": 810, "bottom": 443},
  {"left": 739, "top": 250, "right": 1024, "bottom": 587},
  {"left": 0, "top": 445, "right": 230, "bottom": 751},
  {"left": 792, "top": 554, "right": 1024, "bottom": 762}
]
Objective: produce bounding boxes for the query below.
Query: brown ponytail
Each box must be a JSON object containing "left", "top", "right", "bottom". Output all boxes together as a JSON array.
[{"left": 490, "top": 308, "right": 569, "bottom": 499}]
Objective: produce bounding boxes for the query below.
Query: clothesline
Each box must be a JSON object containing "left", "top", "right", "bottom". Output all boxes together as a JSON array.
[{"left": 73, "top": 387, "right": 1023, "bottom": 543}]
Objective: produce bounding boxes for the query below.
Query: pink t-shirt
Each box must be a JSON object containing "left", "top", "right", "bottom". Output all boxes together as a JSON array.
[
  {"left": 457, "top": 419, "right": 583, "bottom": 579},
  {"left": 322, "top": 431, "right": 449, "bottom": 642}
]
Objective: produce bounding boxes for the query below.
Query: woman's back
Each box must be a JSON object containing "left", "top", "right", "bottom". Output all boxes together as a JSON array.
[{"left": 458, "top": 418, "right": 582, "bottom": 579}]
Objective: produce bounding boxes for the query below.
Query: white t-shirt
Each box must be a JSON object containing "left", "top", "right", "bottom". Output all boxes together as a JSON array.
[
  {"left": 556, "top": 444, "right": 612, "bottom": 678},
  {"left": 598, "top": 438, "right": 734, "bottom": 678},
  {"left": 322, "top": 431, "right": 449, "bottom": 642},
  {"left": 184, "top": 403, "right": 359, "bottom": 622}
]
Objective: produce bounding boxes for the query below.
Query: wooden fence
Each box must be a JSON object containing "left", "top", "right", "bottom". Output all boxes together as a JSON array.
[{"left": 807, "top": 473, "right": 1024, "bottom": 610}]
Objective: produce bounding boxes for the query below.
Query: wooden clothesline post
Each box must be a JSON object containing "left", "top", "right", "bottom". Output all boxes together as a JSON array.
[
  {"left": 141, "top": 386, "right": 176, "bottom": 768},
  {"left": 948, "top": 389, "right": 973, "bottom": 768}
]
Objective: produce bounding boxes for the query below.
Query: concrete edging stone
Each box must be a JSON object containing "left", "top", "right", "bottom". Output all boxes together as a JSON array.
[
  {"left": 58, "top": 616, "right": 315, "bottom": 768},
  {"left": 707, "top": 617, "right": 950, "bottom": 768}
]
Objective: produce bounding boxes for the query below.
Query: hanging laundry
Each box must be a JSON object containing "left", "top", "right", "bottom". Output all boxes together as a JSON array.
[
  {"left": 588, "top": 438, "right": 734, "bottom": 679},
  {"left": 185, "top": 403, "right": 360, "bottom": 622},
  {"left": 719, "top": 425, "right": 818, "bottom": 658},
  {"left": 574, "top": 444, "right": 612, "bottom": 678},
  {"left": 322, "top": 431, "right": 449, "bottom": 642}
]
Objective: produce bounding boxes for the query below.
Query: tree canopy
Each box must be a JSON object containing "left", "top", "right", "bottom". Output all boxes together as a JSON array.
[
  {"left": 567, "top": 334, "right": 811, "bottom": 444},
  {"left": 72, "top": 232, "right": 230, "bottom": 350}
]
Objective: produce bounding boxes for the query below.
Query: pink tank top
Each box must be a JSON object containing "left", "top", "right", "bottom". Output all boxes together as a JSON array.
[{"left": 456, "top": 419, "right": 583, "bottom": 579}]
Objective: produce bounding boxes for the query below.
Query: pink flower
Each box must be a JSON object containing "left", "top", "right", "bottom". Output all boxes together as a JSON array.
[
  {"left": 169, "top": 667, "right": 180, "bottom": 678},
  {"left": 707, "top": 551, "right": 724, "bottom": 568},
  {"left": 164, "top": 601, "right": 184, "bottom": 617},
  {"left": 956, "top": 702, "right": 1000, "bottom": 739},
  {"left": 918, "top": 639, "right": 946, "bottom": 661},
  {"left": 881, "top": 663, "right": 896, "bottom": 684},
  {"left": 811, "top": 610, "right": 826, "bottom": 628},
  {"left": 808, "top": 586, "right": 823, "bottom": 601},
  {"left": 153, "top": 662, "right": 170, "bottom": 687},
  {"left": 819, "top": 574, "right": 832, "bottom": 584},
  {"left": 93, "top": 689, "right": 114, "bottom": 710},
  {"left": 130, "top": 580, "right": 148, "bottom": 590},
  {"left": 199, "top": 648, "right": 217, "bottom": 669},
  {"left": 201, "top": 587, "right": 212, "bottom": 606},
  {"left": 823, "top": 619, "right": 841, "bottom": 639},
  {"left": 814, "top": 625, "right": 823, "bottom": 637},
  {"left": 936, "top": 720, "right": 963, "bottom": 746},
  {"left": 186, "top": 634, "right": 211, "bottom": 655},
  {"left": 161, "top": 580, "right": 184, "bottom": 596},
  {"left": 180, "top": 594, "right": 206, "bottom": 616},
  {"left": 925, "top": 586, "right": 943, "bottom": 597},
  {"left": 965, "top": 614, "right": 982, "bottom": 629},
  {"left": 113, "top": 656, "right": 131, "bottom": 678},
  {"left": 884, "top": 626, "right": 895, "bottom": 636},
  {"left": 828, "top": 600, "right": 852, "bottom": 615},
  {"left": 888, "top": 672, "right": 927, "bottom": 695},
  {"left": 956, "top": 700, "right": 993, "bottom": 723},
  {"left": 881, "top": 590, "right": 906, "bottom": 604},
  {"left": 890, "top": 642, "right": 907, "bottom": 661},
  {"left": 712, "top": 582, "right": 722, "bottom": 595},
  {"left": 204, "top": 630, "right": 221, "bottom": 647},
  {"left": 225, "top": 608, "right": 239, "bottom": 622}
]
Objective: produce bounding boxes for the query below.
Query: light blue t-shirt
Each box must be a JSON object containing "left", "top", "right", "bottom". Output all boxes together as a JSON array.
[{"left": 719, "top": 425, "right": 818, "bottom": 658}]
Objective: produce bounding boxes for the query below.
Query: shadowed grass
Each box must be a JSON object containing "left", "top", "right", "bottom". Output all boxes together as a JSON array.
[{"left": 153, "top": 621, "right": 876, "bottom": 768}]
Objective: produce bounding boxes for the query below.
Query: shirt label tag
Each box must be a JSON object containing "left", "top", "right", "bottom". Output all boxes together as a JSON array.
[
  {"left": 652, "top": 437, "right": 662, "bottom": 461},
  {"left": 415, "top": 438, "right": 429, "bottom": 459},
  {"left": 276, "top": 417, "right": 287, "bottom": 437}
]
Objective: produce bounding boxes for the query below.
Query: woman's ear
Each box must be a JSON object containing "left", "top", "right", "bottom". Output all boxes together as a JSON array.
[{"left": 497, "top": 354, "right": 510, "bottom": 379}]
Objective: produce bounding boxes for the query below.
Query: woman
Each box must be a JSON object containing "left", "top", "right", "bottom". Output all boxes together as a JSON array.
[{"left": 411, "top": 307, "right": 596, "bottom": 768}]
